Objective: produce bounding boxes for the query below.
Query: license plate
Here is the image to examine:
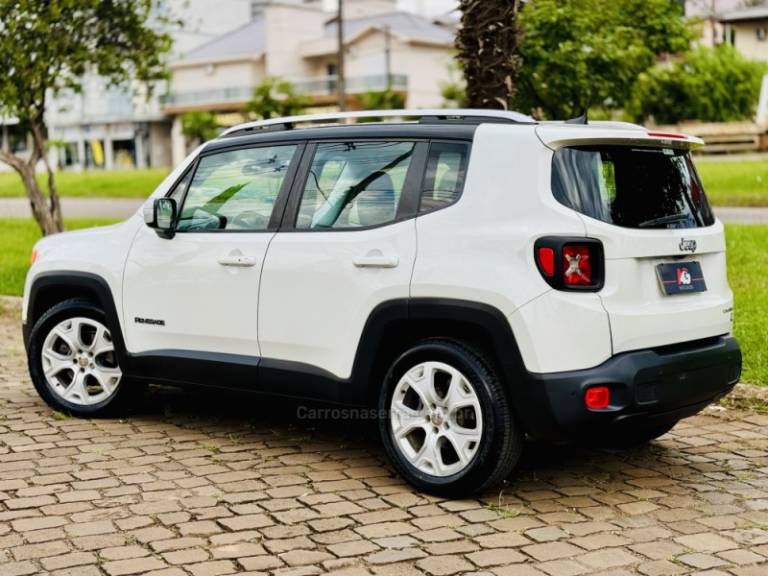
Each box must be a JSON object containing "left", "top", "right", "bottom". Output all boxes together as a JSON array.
[{"left": 656, "top": 261, "right": 707, "bottom": 295}]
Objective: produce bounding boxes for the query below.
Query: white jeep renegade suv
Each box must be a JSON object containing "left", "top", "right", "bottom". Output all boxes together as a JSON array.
[{"left": 22, "top": 110, "right": 741, "bottom": 496}]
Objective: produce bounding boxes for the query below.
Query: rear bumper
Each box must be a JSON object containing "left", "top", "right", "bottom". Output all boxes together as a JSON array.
[{"left": 523, "top": 335, "right": 741, "bottom": 440}]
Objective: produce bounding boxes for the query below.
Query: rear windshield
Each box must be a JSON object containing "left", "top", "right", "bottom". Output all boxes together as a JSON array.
[{"left": 551, "top": 146, "right": 715, "bottom": 229}]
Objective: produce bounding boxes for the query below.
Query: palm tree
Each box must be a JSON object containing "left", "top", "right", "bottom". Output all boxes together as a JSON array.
[{"left": 456, "top": 0, "right": 523, "bottom": 110}]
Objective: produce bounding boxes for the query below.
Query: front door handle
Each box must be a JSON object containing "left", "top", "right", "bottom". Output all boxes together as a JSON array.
[
  {"left": 353, "top": 251, "right": 399, "bottom": 268},
  {"left": 218, "top": 251, "right": 256, "bottom": 267}
]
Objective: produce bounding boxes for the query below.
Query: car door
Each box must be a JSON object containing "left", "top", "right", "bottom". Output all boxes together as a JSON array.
[
  {"left": 258, "top": 139, "right": 426, "bottom": 383},
  {"left": 123, "top": 142, "right": 303, "bottom": 362}
]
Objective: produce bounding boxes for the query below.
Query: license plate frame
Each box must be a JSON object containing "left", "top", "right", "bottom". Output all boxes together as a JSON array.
[{"left": 656, "top": 261, "right": 707, "bottom": 295}]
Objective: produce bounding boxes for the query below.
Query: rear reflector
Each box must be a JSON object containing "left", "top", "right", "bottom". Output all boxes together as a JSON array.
[
  {"left": 537, "top": 247, "right": 555, "bottom": 277},
  {"left": 585, "top": 386, "right": 610, "bottom": 410},
  {"left": 563, "top": 245, "right": 592, "bottom": 286}
]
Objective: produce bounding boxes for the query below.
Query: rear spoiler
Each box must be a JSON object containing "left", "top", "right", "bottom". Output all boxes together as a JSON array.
[{"left": 535, "top": 122, "right": 705, "bottom": 151}]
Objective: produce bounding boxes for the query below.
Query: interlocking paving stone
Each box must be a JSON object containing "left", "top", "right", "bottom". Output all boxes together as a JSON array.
[{"left": 0, "top": 299, "right": 768, "bottom": 575}]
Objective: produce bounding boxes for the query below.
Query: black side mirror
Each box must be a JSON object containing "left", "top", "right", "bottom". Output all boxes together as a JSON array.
[{"left": 144, "top": 198, "right": 177, "bottom": 239}]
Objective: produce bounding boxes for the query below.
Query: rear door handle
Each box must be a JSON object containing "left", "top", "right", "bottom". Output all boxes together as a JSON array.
[
  {"left": 218, "top": 252, "right": 256, "bottom": 267},
  {"left": 353, "top": 253, "right": 399, "bottom": 268}
]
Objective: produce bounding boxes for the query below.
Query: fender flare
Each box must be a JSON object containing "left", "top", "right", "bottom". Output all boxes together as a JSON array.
[
  {"left": 25, "top": 271, "right": 128, "bottom": 366},
  {"left": 350, "top": 297, "right": 557, "bottom": 438}
]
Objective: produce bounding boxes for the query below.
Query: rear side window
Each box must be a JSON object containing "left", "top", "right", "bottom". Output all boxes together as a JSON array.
[
  {"left": 296, "top": 141, "right": 415, "bottom": 229},
  {"left": 552, "top": 146, "right": 715, "bottom": 229},
  {"left": 419, "top": 142, "right": 469, "bottom": 213}
]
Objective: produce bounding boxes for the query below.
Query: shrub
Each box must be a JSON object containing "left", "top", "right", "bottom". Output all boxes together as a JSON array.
[{"left": 628, "top": 45, "right": 767, "bottom": 124}]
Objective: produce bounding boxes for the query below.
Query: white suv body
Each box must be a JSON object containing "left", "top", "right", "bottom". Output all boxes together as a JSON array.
[{"left": 22, "top": 110, "right": 741, "bottom": 495}]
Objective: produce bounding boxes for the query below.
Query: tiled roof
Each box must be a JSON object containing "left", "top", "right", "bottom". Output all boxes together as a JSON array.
[
  {"left": 719, "top": 6, "right": 768, "bottom": 22},
  {"left": 326, "top": 11, "right": 454, "bottom": 44},
  {"left": 180, "top": 17, "right": 266, "bottom": 62}
]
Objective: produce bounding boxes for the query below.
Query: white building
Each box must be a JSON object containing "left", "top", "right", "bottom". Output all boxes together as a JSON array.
[{"left": 165, "top": 0, "right": 457, "bottom": 165}]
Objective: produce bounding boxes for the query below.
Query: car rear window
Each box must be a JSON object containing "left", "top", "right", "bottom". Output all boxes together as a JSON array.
[{"left": 551, "top": 145, "right": 715, "bottom": 229}]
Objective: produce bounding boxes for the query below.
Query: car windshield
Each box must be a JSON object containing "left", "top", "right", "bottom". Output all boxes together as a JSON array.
[{"left": 551, "top": 145, "right": 715, "bottom": 229}]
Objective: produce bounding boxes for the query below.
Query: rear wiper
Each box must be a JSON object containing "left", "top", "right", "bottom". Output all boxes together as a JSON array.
[{"left": 637, "top": 214, "right": 691, "bottom": 228}]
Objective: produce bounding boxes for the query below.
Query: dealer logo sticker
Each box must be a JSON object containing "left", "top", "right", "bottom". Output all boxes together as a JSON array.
[{"left": 677, "top": 267, "right": 692, "bottom": 286}]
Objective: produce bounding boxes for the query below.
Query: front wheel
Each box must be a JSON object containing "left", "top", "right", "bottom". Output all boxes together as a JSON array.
[
  {"left": 28, "top": 298, "right": 136, "bottom": 417},
  {"left": 378, "top": 339, "right": 523, "bottom": 497}
]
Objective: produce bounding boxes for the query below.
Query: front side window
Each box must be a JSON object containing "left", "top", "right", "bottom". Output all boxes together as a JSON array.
[
  {"left": 419, "top": 141, "right": 469, "bottom": 213},
  {"left": 296, "top": 141, "right": 415, "bottom": 229},
  {"left": 552, "top": 145, "right": 715, "bottom": 229},
  {"left": 177, "top": 145, "right": 297, "bottom": 232}
]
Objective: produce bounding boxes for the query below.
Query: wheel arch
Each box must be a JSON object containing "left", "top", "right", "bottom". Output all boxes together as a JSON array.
[
  {"left": 25, "top": 272, "right": 128, "bottom": 366},
  {"left": 350, "top": 298, "right": 555, "bottom": 438}
]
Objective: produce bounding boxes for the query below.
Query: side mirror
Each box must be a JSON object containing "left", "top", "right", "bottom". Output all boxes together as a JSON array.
[{"left": 144, "top": 198, "right": 177, "bottom": 239}]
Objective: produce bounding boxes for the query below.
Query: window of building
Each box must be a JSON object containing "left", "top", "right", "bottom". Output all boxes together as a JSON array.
[
  {"left": 757, "top": 27, "right": 767, "bottom": 42},
  {"left": 419, "top": 142, "right": 470, "bottom": 213},
  {"left": 296, "top": 141, "right": 415, "bottom": 230},
  {"left": 177, "top": 145, "right": 297, "bottom": 232}
]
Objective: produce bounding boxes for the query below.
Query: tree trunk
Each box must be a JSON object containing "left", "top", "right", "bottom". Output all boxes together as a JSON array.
[
  {"left": 26, "top": 120, "right": 64, "bottom": 235},
  {"left": 456, "top": 0, "right": 523, "bottom": 110},
  {"left": 16, "top": 162, "right": 61, "bottom": 235}
]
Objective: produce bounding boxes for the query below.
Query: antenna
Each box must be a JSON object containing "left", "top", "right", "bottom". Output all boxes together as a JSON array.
[{"left": 565, "top": 110, "right": 589, "bottom": 125}]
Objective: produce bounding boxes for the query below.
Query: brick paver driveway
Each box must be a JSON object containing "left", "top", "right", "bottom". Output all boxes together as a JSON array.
[{"left": 2, "top": 303, "right": 768, "bottom": 576}]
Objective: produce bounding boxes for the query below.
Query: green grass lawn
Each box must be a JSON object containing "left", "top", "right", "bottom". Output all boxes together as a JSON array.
[
  {"left": 695, "top": 158, "right": 768, "bottom": 207},
  {"left": 0, "top": 169, "right": 167, "bottom": 199},
  {"left": 0, "top": 219, "right": 765, "bottom": 386},
  {"left": 0, "top": 219, "right": 117, "bottom": 297},
  {"left": 726, "top": 225, "right": 768, "bottom": 387}
]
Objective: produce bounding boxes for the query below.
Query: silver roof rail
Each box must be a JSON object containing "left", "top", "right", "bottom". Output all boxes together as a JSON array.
[{"left": 219, "top": 108, "right": 535, "bottom": 137}]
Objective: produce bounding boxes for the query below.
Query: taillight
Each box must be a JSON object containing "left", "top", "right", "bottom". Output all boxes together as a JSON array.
[
  {"left": 30, "top": 249, "right": 38, "bottom": 266},
  {"left": 534, "top": 237, "right": 604, "bottom": 291},
  {"left": 537, "top": 247, "right": 555, "bottom": 277},
  {"left": 563, "top": 245, "right": 591, "bottom": 286}
]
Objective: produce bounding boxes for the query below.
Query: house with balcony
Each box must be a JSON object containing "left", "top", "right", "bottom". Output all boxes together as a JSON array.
[{"left": 164, "top": 0, "right": 457, "bottom": 165}]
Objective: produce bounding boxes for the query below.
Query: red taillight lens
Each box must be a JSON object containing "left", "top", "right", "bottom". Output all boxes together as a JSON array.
[
  {"left": 536, "top": 247, "right": 555, "bottom": 277},
  {"left": 534, "top": 237, "right": 603, "bottom": 291},
  {"left": 585, "top": 386, "right": 610, "bottom": 410},
  {"left": 562, "top": 245, "right": 592, "bottom": 286},
  {"left": 30, "top": 249, "right": 38, "bottom": 266}
]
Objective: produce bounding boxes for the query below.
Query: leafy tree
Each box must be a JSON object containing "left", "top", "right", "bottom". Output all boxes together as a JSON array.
[
  {"left": 0, "top": 0, "right": 173, "bottom": 235},
  {"left": 628, "top": 45, "right": 767, "bottom": 124},
  {"left": 515, "top": 0, "right": 693, "bottom": 119},
  {"left": 181, "top": 111, "right": 219, "bottom": 147},
  {"left": 456, "top": 0, "right": 523, "bottom": 109},
  {"left": 245, "top": 77, "right": 311, "bottom": 120},
  {"left": 357, "top": 89, "right": 406, "bottom": 121},
  {"left": 359, "top": 89, "right": 406, "bottom": 111}
]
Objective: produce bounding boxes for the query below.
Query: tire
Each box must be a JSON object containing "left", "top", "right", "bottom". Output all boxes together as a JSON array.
[
  {"left": 604, "top": 420, "right": 678, "bottom": 448},
  {"left": 27, "top": 298, "right": 138, "bottom": 417},
  {"left": 378, "top": 338, "right": 523, "bottom": 497}
]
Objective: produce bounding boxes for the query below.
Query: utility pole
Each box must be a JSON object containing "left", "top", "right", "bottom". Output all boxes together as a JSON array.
[
  {"left": 337, "top": 0, "right": 346, "bottom": 111},
  {"left": 384, "top": 24, "right": 392, "bottom": 91}
]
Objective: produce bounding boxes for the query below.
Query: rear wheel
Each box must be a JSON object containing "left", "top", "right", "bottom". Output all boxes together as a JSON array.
[
  {"left": 378, "top": 338, "right": 523, "bottom": 497},
  {"left": 28, "top": 298, "right": 136, "bottom": 417}
]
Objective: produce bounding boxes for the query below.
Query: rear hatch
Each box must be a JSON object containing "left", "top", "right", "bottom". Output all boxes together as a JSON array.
[{"left": 538, "top": 124, "right": 733, "bottom": 354}]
